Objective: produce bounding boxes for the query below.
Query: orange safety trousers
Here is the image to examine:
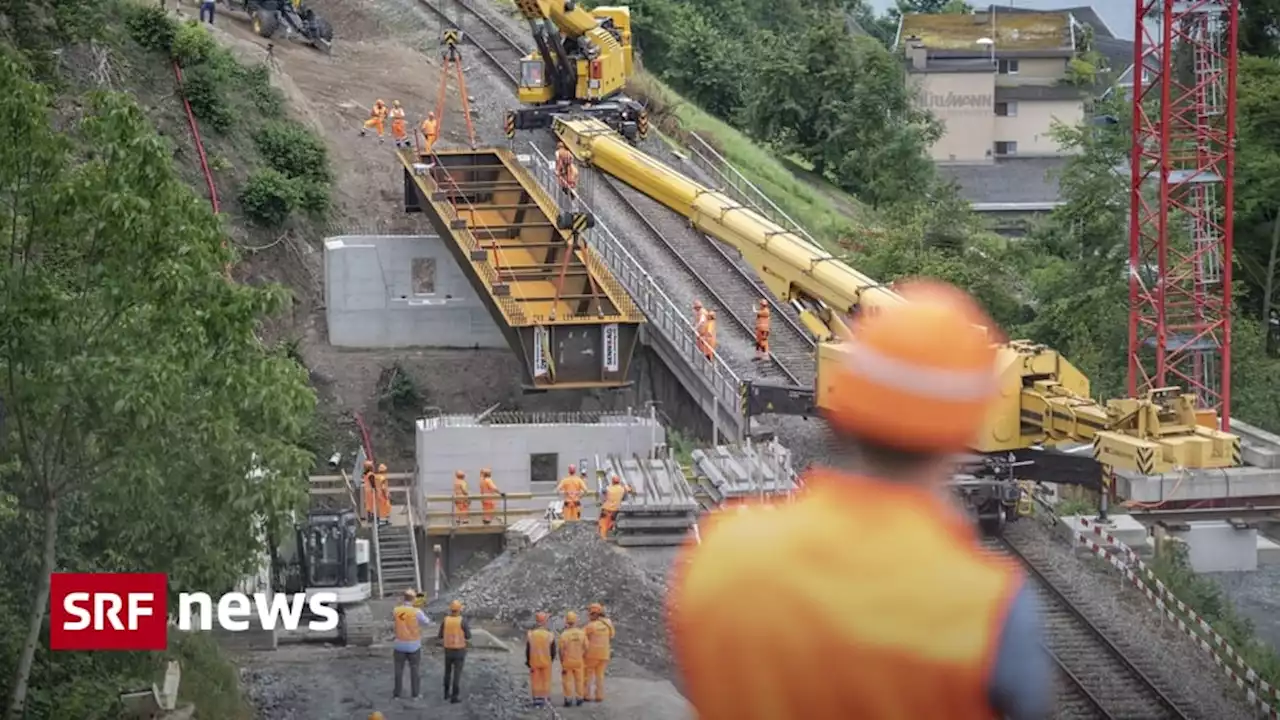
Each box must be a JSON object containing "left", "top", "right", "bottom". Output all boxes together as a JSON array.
[
  {"left": 755, "top": 327, "right": 769, "bottom": 354},
  {"left": 598, "top": 510, "right": 615, "bottom": 539},
  {"left": 454, "top": 497, "right": 471, "bottom": 523},
  {"left": 563, "top": 498, "right": 582, "bottom": 521},
  {"left": 584, "top": 659, "right": 608, "bottom": 701},
  {"left": 391, "top": 118, "right": 407, "bottom": 141},
  {"left": 561, "top": 662, "right": 585, "bottom": 699},
  {"left": 529, "top": 666, "right": 552, "bottom": 699},
  {"left": 363, "top": 116, "right": 385, "bottom": 135},
  {"left": 481, "top": 499, "right": 497, "bottom": 523}
]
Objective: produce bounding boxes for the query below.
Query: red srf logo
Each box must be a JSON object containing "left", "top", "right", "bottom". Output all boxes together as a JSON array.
[{"left": 49, "top": 573, "right": 168, "bottom": 651}]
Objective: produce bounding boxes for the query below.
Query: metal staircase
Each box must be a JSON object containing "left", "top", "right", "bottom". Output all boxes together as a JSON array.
[{"left": 375, "top": 524, "right": 418, "bottom": 598}]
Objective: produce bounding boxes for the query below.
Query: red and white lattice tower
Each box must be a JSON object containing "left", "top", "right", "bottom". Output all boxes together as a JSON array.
[{"left": 1127, "top": 0, "right": 1237, "bottom": 428}]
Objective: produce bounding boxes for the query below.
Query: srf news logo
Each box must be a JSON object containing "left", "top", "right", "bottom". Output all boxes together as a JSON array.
[{"left": 50, "top": 573, "right": 340, "bottom": 651}]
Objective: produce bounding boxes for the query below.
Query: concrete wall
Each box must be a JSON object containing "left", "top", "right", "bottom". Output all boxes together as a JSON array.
[
  {"left": 323, "top": 235, "right": 507, "bottom": 349},
  {"left": 912, "top": 71, "right": 996, "bottom": 163},
  {"left": 994, "top": 99, "right": 1083, "bottom": 155},
  {"left": 415, "top": 413, "right": 664, "bottom": 514}
]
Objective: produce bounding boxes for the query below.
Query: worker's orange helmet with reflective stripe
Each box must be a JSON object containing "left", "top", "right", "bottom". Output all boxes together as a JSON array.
[
  {"left": 565, "top": 611, "right": 578, "bottom": 625},
  {"left": 449, "top": 599, "right": 463, "bottom": 612},
  {"left": 535, "top": 611, "right": 548, "bottom": 624},
  {"left": 822, "top": 279, "right": 999, "bottom": 453}
]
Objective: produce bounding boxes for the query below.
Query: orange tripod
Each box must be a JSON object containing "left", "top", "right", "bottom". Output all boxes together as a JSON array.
[{"left": 435, "top": 27, "right": 477, "bottom": 150}]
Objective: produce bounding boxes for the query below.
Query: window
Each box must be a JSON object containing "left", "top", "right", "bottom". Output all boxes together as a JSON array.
[
  {"left": 994, "top": 141, "right": 1018, "bottom": 156},
  {"left": 997, "top": 59, "right": 1019, "bottom": 75},
  {"left": 411, "top": 257, "right": 436, "bottom": 295},
  {"left": 530, "top": 453, "right": 559, "bottom": 485},
  {"left": 995, "top": 101, "right": 1018, "bottom": 117}
]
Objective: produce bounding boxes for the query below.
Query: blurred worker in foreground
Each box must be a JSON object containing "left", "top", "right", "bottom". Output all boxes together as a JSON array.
[
  {"left": 597, "top": 476, "right": 632, "bottom": 540},
  {"left": 421, "top": 112, "right": 439, "bottom": 154},
  {"left": 526, "top": 612, "right": 557, "bottom": 707},
  {"left": 361, "top": 460, "right": 376, "bottom": 522},
  {"left": 478, "top": 468, "right": 502, "bottom": 525},
  {"left": 452, "top": 470, "right": 471, "bottom": 525},
  {"left": 556, "top": 464, "right": 587, "bottom": 521},
  {"left": 438, "top": 599, "right": 472, "bottom": 703},
  {"left": 753, "top": 298, "right": 770, "bottom": 361},
  {"left": 389, "top": 100, "right": 408, "bottom": 148},
  {"left": 667, "top": 279, "right": 1051, "bottom": 720},
  {"left": 374, "top": 463, "right": 391, "bottom": 526},
  {"left": 361, "top": 99, "right": 388, "bottom": 139},
  {"left": 558, "top": 611, "right": 588, "bottom": 707},
  {"left": 583, "top": 603, "right": 615, "bottom": 702},
  {"left": 392, "top": 588, "right": 432, "bottom": 699}
]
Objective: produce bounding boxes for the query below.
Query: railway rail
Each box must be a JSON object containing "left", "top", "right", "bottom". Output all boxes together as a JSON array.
[
  {"left": 418, "top": 0, "right": 817, "bottom": 388},
  {"left": 985, "top": 533, "right": 1190, "bottom": 720}
]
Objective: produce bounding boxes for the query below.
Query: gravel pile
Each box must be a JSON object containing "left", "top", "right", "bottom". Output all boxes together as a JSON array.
[
  {"left": 1006, "top": 519, "right": 1257, "bottom": 719},
  {"left": 432, "top": 522, "right": 674, "bottom": 676}
]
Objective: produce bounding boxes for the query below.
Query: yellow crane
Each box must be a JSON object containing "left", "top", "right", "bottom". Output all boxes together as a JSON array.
[
  {"left": 552, "top": 116, "right": 1240, "bottom": 527},
  {"left": 506, "top": 0, "right": 648, "bottom": 141}
]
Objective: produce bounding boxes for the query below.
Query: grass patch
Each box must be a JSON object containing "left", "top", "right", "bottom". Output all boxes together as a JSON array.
[
  {"left": 628, "top": 70, "right": 866, "bottom": 248},
  {"left": 169, "top": 633, "right": 254, "bottom": 719}
]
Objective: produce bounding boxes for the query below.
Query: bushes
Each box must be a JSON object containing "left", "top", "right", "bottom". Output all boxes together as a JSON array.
[
  {"left": 240, "top": 121, "right": 332, "bottom": 226},
  {"left": 181, "top": 63, "right": 234, "bottom": 132}
]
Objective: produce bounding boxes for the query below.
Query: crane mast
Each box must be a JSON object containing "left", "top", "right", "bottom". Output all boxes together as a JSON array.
[{"left": 1128, "top": 0, "right": 1238, "bottom": 429}]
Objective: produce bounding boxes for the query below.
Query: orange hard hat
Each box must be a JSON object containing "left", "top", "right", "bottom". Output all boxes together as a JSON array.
[
  {"left": 449, "top": 600, "right": 463, "bottom": 612},
  {"left": 611, "top": 475, "right": 621, "bottom": 485},
  {"left": 821, "top": 279, "right": 999, "bottom": 453},
  {"left": 568, "top": 464, "right": 577, "bottom": 474},
  {"left": 535, "top": 611, "right": 548, "bottom": 624},
  {"left": 480, "top": 467, "right": 491, "bottom": 476},
  {"left": 455, "top": 470, "right": 465, "bottom": 479},
  {"left": 693, "top": 299, "right": 702, "bottom": 308},
  {"left": 587, "top": 603, "right": 603, "bottom": 615},
  {"left": 369, "top": 713, "right": 385, "bottom": 720},
  {"left": 428, "top": 111, "right": 436, "bottom": 118},
  {"left": 759, "top": 299, "right": 768, "bottom": 307},
  {"left": 375, "top": 98, "right": 385, "bottom": 105},
  {"left": 377, "top": 463, "right": 387, "bottom": 473},
  {"left": 565, "top": 611, "right": 578, "bottom": 625},
  {"left": 363, "top": 460, "right": 374, "bottom": 469}
]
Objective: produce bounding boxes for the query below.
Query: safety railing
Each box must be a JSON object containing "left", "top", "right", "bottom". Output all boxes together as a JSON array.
[
  {"left": 685, "top": 132, "right": 823, "bottom": 249},
  {"left": 401, "top": 484, "right": 423, "bottom": 592},
  {"left": 419, "top": 491, "right": 568, "bottom": 531},
  {"left": 523, "top": 145, "right": 744, "bottom": 427},
  {"left": 495, "top": 148, "right": 645, "bottom": 322}
]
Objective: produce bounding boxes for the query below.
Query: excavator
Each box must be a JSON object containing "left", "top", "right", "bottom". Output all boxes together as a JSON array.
[
  {"left": 551, "top": 115, "right": 1242, "bottom": 533},
  {"left": 506, "top": 0, "right": 648, "bottom": 142},
  {"left": 269, "top": 508, "right": 376, "bottom": 645}
]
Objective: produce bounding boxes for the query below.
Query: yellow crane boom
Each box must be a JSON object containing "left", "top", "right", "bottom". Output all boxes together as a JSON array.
[{"left": 553, "top": 116, "right": 1240, "bottom": 476}]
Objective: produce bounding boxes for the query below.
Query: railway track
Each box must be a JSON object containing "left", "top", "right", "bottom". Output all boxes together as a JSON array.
[
  {"left": 418, "top": 0, "right": 818, "bottom": 387},
  {"left": 985, "top": 534, "right": 1190, "bottom": 719}
]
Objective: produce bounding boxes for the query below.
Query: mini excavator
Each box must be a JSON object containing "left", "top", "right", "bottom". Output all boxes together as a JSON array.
[
  {"left": 506, "top": 0, "right": 648, "bottom": 142},
  {"left": 550, "top": 116, "right": 1242, "bottom": 533},
  {"left": 269, "top": 509, "right": 376, "bottom": 645}
]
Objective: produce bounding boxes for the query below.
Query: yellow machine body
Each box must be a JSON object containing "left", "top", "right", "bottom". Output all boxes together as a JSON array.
[{"left": 515, "top": 1, "right": 634, "bottom": 106}]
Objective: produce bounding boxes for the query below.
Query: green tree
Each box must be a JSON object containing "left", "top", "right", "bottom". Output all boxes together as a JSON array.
[
  {"left": 1235, "top": 55, "right": 1280, "bottom": 335},
  {"left": 0, "top": 52, "right": 315, "bottom": 718}
]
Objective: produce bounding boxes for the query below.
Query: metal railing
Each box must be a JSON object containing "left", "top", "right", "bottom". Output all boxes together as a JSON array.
[
  {"left": 685, "top": 132, "right": 823, "bottom": 249},
  {"left": 420, "top": 491, "right": 566, "bottom": 530},
  {"left": 401, "top": 485, "right": 422, "bottom": 592},
  {"left": 522, "top": 145, "right": 744, "bottom": 431}
]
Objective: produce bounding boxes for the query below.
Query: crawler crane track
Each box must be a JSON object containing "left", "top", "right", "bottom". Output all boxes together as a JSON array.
[
  {"left": 983, "top": 534, "right": 1189, "bottom": 719},
  {"left": 419, "top": 0, "right": 525, "bottom": 85}
]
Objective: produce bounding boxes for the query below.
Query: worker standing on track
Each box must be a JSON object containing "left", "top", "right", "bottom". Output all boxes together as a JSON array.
[
  {"left": 392, "top": 588, "right": 432, "bottom": 700},
  {"left": 452, "top": 470, "right": 471, "bottom": 525},
  {"left": 597, "top": 475, "right": 632, "bottom": 540},
  {"left": 421, "top": 111, "right": 439, "bottom": 154},
  {"left": 361, "top": 99, "right": 388, "bottom": 139},
  {"left": 525, "top": 612, "right": 557, "bottom": 707},
  {"left": 667, "top": 279, "right": 1052, "bottom": 720},
  {"left": 699, "top": 310, "right": 718, "bottom": 361},
  {"left": 754, "top": 299, "right": 770, "bottom": 361},
  {"left": 558, "top": 611, "right": 588, "bottom": 707},
  {"left": 438, "top": 599, "right": 471, "bottom": 704},
  {"left": 478, "top": 468, "right": 502, "bottom": 525},
  {"left": 556, "top": 464, "right": 588, "bottom": 521},
  {"left": 389, "top": 101, "right": 408, "bottom": 148},
  {"left": 583, "top": 603, "right": 615, "bottom": 703},
  {"left": 361, "top": 460, "right": 376, "bottom": 522}
]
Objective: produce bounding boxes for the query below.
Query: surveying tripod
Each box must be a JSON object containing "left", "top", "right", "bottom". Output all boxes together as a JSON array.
[{"left": 435, "top": 27, "right": 477, "bottom": 150}]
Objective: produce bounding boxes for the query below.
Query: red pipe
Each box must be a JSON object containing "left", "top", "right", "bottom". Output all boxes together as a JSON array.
[
  {"left": 172, "top": 61, "right": 220, "bottom": 214},
  {"left": 354, "top": 411, "right": 376, "bottom": 465}
]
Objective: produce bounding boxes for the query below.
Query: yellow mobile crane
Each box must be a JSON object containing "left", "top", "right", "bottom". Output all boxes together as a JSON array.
[
  {"left": 507, "top": 0, "right": 648, "bottom": 141},
  {"left": 552, "top": 116, "right": 1241, "bottom": 523}
]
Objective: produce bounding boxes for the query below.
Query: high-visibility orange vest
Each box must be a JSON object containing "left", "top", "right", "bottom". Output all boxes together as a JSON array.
[
  {"left": 392, "top": 605, "right": 421, "bottom": 642},
  {"left": 442, "top": 615, "right": 467, "bottom": 649},
  {"left": 668, "top": 469, "right": 1020, "bottom": 720},
  {"left": 558, "top": 627, "right": 588, "bottom": 667},
  {"left": 584, "top": 618, "right": 613, "bottom": 661},
  {"left": 527, "top": 628, "right": 555, "bottom": 669},
  {"left": 557, "top": 475, "right": 586, "bottom": 502},
  {"left": 602, "top": 484, "right": 627, "bottom": 512}
]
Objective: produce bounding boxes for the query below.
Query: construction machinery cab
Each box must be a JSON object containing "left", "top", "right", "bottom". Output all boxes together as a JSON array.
[
  {"left": 271, "top": 509, "right": 375, "bottom": 645},
  {"left": 242, "top": 0, "right": 333, "bottom": 54}
]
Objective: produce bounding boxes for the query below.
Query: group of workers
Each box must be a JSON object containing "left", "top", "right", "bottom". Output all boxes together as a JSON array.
[
  {"left": 361, "top": 99, "right": 440, "bottom": 153},
  {"left": 390, "top": 591, "right": 472, "bottom": 704},
  {"left": 525, "top": 603, "right": 615, "bottom": 707},
  {"left": 361, "top": 460, "right": 392, "bottom": 526},
  {"left": 555, "top": 464, "right": 633, "bottom": 539},
  {"left": 450, "top": 468, "right": 503, "bottom": 524},
  {"left": 691, "top": 298, "right": 772, "bottom": 362}
]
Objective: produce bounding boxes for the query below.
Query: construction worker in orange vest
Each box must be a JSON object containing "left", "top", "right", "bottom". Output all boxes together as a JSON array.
[
  {"left": 558, "top": 611, "right": 588, "bottom": 707},
  {"left": 526, "top": 612, "right": 557, "bottom": 707},
  {"left": 374, "top": 463, "right": 392, "bottom": 525},
  {"left": 597, "top": 475, "right": 632, "bottom": 540},
  {"left": 753, "top": 298, "right": 770, "bottom": 360},
  {"left": 555, "top": 140, "right": 574, "bottom": 177},
  {"left": 392, "top": 588, "right": 432, "bottom": 699},
  {"left": 692, "top": 299, "right": 708, "bottom": 334},
  {"left": 438, "top": 599, "right": 471, "bottom": 703},
  {"left": 389, "top": 100, "right": 408, "bottom": 148},
  {"left": 452, "top": 470, "right": 471, "bottom": 525},
  {"left": 478, "top": 468, "right": 502, "bottom": 524},
  {"left": 556, "top": 464, "right": 588, "bottom": 521},
  {"left": 698, "top": 310, "right": 717, "bottom": 361},
  {"left": 421, "top": 111, "right": 439, "bottom": 154},
  {"left": 583, "top": 603, "right": 615, "bottom": 702},
  {"left": 667, "top": 279, "right": 1051, "bottom": 720},
  {"left": 361, "top": 460, "right": 376, "bottom": 521},
  {"left": 361, "top": 98, "right": 388, "bottom": 138}
]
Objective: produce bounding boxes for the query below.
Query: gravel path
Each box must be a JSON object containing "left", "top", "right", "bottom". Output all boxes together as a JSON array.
[{"left": 1005, "top": 518, "right": 1258, "bottom": 719}]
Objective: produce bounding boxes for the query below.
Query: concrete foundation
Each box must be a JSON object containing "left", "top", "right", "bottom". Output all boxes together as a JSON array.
[
  {"left": 1166, "top": 521, "right": 1259, "bottom": 573},
  {"left": 1259, "top": 536, "right": 1280, "bottom": 566},
  {"left": 1059, "top": 513, "right": 1150, "bottom": 549},
  {"left": 1116, "top": 465, "right": 1280, "bottom": 503},
  {"left": 323, "top": 235, "right": 506, "bottom": 349}
]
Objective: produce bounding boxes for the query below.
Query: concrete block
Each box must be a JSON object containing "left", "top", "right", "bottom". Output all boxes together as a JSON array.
[
  {"left": 1117, "top": 466, "right": 1280, "bottom": 503},
  {"left": 1060, "top": 514, "right": 1149, "bottom": 549},
  {"left": 1168, "top": 521, "right": 1258, "bottom": 572},
  {"left": 1232, "top": 418, "right": 1280, "bottom": 469},
  {"left": 1258, "top": 535, "right": 1280, "bottom": 567}
]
